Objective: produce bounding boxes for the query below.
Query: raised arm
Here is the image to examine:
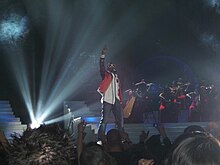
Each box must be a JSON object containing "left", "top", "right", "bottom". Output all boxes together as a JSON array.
[
  {"left": 77, "top": 121, "right": 87, "bottom": 163},
  {"left": 99, "top": 47, "right": 108, "bottom": 80}
]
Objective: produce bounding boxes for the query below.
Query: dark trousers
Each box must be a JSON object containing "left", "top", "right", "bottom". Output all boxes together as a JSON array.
[{"left": 98, "top": 99, "right": 124, "bottom": 139}]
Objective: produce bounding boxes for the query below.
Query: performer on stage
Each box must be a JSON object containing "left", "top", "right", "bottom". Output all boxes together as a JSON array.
[
  {"left": 199, "top": 81, "right": 215, "bottom": 121},
  {"left": 97, "top": 47, "right": 124, "bottom": 141},
  {"left": 159, "top": 86, "right": 177, "bottom": 123},
  {"left": 135, "top": 79, "right": 148, "bottom": 99},
  {"left": 187, "top": 89, "right": 201, "bottom": 122},
  {"left": 124, "top": 79, "right": 149, "bottom": 123}
]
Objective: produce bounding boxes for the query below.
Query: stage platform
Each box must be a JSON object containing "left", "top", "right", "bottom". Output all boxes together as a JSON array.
[
  {"left": 0, "top": 99, "right": 216, "bottom": 144},
  {"left": 81, "top": 116, "right": 212, "bottom": 143},
  {"left": 63, "top": 101, "right": 216, "bottom": 143}
]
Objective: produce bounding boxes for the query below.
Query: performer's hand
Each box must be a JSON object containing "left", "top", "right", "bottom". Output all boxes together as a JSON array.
[{"left": 101, "top": 47, "right": 108, "bottom": 55}]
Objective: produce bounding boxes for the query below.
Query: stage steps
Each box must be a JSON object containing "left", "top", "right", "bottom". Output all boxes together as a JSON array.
[
  {"left": 123, "top": 122, "right": 209, "bottom": 143},
  {"left": 63, "top": 101, "right": 93, "bottom": 130},
  {"left": 0, "top": 100, "right": 27, "bottom": 140},
  {"left": 82, "top": 116, "right": 210, "bottom": 143}
]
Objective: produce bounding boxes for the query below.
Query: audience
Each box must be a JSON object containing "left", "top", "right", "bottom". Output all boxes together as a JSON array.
[
  {"left": 8, "top": 124, "right": 75, "bottom": 165},
  {"left": 0, "top": 132, "right": 9, "bottom": 165},
  {"left": 1, "top": 121, "right": 220, "bottom": 165},
  {"left": 183, "top": 125, "right": 205, "bottom": 134},
  {"left": 166, "top": 133, "right": 220, "bottom": 165},
  {"left": 79, "top": 145, "right": 116, "bottom": 165},
  {"left": 143, "top": 124, "right": 171, "bottom": 165},
  {"left": 138, "top": 159, "right": 154, "bottom": 165},
  {"left": 77, "top": 121, "right": 117, "bottom": 165},
  {"left": 105, "top": 129, "right": 133, "bottom": 165}
]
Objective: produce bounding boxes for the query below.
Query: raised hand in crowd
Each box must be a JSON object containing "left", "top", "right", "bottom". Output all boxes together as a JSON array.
[
  {"left": 139, "top": 130, "right": 149, "bottom": 144},
  {"left": 138, "top": 158, "right": 154, "bottom": 165},
  {"left": 78, "top": 120, "right": 87, "bottom": 137},
  {"left": 77, "top": 121, "right": 87, "bottom": 161},
  {"left": 207, "top": 122, "right": 220, "bottom": 140},
  {"left": 155, "top": 123, "right": 167, "bottom": 139}
]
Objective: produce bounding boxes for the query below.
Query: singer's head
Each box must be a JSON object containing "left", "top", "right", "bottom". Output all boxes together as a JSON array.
[{"left": 107, "top": 62, "right": 117, "bottom": 73}]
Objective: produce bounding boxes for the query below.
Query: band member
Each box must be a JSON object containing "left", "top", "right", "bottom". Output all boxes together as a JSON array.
[
  {"left": 123, "top": 89, "right": 136, "bottom": 119},
  {"left": 187, "top": 90, "right": 201, "bottom": 122},
  {"left": 135, "top": 79, "right": 148, "bottom": 99},
  {"left": 170, "top": 77, "right": 190, "bottom": 94},
  {"left": 97, "top": 47, "right": 124, "bottom": 141},
  {"left": 125, "top": 79, "right": 151, "bottom": 123},
  {"left": 199, "top": 81, "right": 215, "bottom": 121},
  {"left": 159, "top": 87, "right": 178, "bottom": 123},
  {"left": 187, "top": 81, "right": 215, "bottom": 122}
]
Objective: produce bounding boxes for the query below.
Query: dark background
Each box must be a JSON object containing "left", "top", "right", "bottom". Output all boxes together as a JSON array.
[{"left": 0, "top": 0, "right": 220, "bottom": 124}]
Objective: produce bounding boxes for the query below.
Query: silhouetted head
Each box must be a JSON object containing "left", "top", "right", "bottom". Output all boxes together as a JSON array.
[
  {"left": 80, "top": 146, "right": 115, "bottom": 165},
  {"left": 184, "top": 125, "right": 205, "bottom": 134},
  {"left": 170, "top": 135, "right": 220, "bottom": 165},
  {"left": 106, "top": 129, "right": 122, "bottom": 147}
]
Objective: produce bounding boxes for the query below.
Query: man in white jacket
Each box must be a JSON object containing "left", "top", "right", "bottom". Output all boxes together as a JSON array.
[{"left": 97, "top": 47, "right": 124, "bottom": 141}]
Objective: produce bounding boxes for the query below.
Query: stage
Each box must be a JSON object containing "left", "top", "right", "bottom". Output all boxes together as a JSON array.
[{"left": 0, "top": 100, "right": 217, "bottom": 144}]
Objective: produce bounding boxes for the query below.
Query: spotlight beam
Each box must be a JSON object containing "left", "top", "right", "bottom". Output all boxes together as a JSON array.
[
  {"left": 5, "top": 47, "right": 35, "bottom": 122},
  {"left": 10, "top": 0, "right": 174, "bottom": 125}
]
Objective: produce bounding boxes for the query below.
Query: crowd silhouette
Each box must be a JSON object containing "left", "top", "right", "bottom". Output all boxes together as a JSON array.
[{"left": 0, "top": 121, "right": 220, "bottom": 165}]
